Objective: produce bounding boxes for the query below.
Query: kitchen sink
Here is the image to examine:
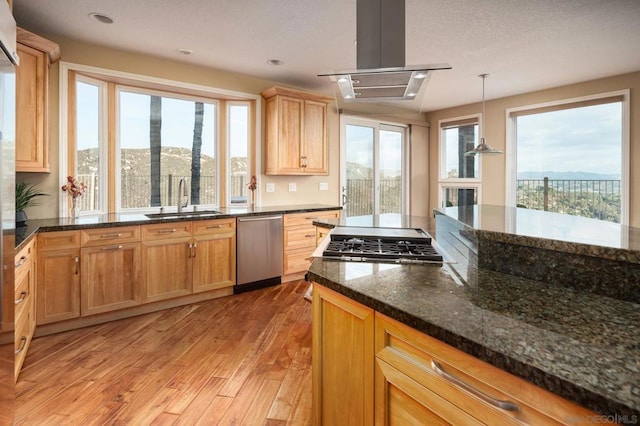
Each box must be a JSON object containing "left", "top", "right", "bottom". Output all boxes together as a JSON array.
[{"left": 145, "top": 210, "right": 223, "bottom": 219}]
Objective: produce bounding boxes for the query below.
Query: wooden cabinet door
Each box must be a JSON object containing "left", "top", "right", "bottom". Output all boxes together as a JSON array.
[
  {"left": 312, "top": 284, "right": 374, "bottom": 426},
  {"left": 302, "top": 100, "right": 328, "bottom": 174},
  {"left": 36, "top": 249, "right": 80, "bottom": 324},
  {"left": 15, "top": 42, "right": 49, "bottom": 172},
  {"left": 141, "top": 237, "right": 192, "bottom": 303},
  {"left": 375, "top": 358, "right": 482, "bottom": 426},
  {"left": 277, "top": 96, "right": 304, "bottom": 173},
  {"left": 192, "top": 220, "right": 236, "bottom": 293},
  {"left": 81, "top": 242, "right": 141, "bottom": 316}
]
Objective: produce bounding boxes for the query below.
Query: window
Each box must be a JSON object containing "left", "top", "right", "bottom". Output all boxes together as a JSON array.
[
  {"left": 117, "top": 88, "right": 218, "bottom": 210},
  {"left": 507, "top": 91, "right": 629, "bottom": 224},
  {"left": 438, "top": 115, "right": 481, "bottom": 207},
  {"left": 340, "top": 117, "right": 408, "bottom": 218},
  {"left": 63, "top": 64, "right": 258, "bottom": 215},
  {"left": 75, "top": 75, "right": 107, "bottom": 213},
  {"left": 227, "top": 103, "right": 250, "bottom": 205}
]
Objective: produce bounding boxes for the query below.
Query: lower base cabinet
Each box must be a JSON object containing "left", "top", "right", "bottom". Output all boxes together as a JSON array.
[
  {"left": 81, "top": 242, "right": 141, "bottom": 316},
  {"left": 312, "top": 284, "right": 374, "bottom": 425},
  {"left": 14, "top": 238, "right": 36, "bottom": 380},
  {"left": 312, "top": 283, "right": 603, "bottom": 426},
  {"left": 36, "top": 232, "right": 81, "bottom": 325}
]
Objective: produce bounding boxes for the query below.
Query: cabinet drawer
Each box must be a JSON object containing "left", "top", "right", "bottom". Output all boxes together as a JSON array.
[
  {"left": 284, "top": 225, "right": 316, "bottom": 250},
  {"left": 192, "top": 218, "right": 236, "bottom": 237},
  {"left": 284, "top": 210, "right": 340, "bottom": 227},
  {"left": 38, "top": 230, "right": 80, "bottom": 251},
  {"left": 283, "top": 246, "right": 313, "bottom": 275},
  {"left": 142, "top": 222, "right": 192, "bottom": 241},
  {"left": 374, "top": 313, "right": 600, "bottom": 425},
  {"left": 81, "top": 225, "right": 140, "bottom": 247},
  {"left": 14, "top": 268, "right": 32, "bottom": 324},
  {"left": 14, "top": 308, "right": 32, "bottom": 379}
]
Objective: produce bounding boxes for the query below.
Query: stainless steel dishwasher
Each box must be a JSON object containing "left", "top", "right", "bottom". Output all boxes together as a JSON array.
[{"left": 235, "top": 215, "right": 283, "bottom": 293}]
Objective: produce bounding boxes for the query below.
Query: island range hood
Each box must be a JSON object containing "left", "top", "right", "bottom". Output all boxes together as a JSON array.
[{"left": 318, "top": 0, "right": 451, "bottom": 102}]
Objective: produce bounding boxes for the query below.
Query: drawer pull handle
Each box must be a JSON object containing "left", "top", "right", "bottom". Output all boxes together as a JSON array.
[
  {"left": 75, "top": 256, "right": 80, "bottom": 275},
  {"left": 15, "top": 256, "right": 27, "bottom": 268},
  {"left": 431, "top": 360, "right": 520, "bottom": 412},
  {"left": 15, "top": 291, "right": 27, "bottom": 305},
  {"left": 304, "top": 217, "right": 319, "bottom": 220},
  {"left": 100, "top": 233, "right": 123, "bottom": 238},
  {"left": 207, "top": 225, "right": 223, "bottom": 229},
  {"left": 158, "top": 229, "right": 178, "bottom": 234},
  {"left": 101, "top": 245, "right": 124, "bottom": 251},
  {"left": 15, "top": 336, "right": 27, "bottom": 354},
  {"left": 305, "top": 234, "right": 315, "bottom": 238},
  {"left": 192, "top": 241, "right": 197, "bottom": 258}
]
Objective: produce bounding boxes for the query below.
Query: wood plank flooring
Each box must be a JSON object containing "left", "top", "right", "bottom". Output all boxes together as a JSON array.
[{"left": 15, "top": 281, "right": 313, "bottom": 425}]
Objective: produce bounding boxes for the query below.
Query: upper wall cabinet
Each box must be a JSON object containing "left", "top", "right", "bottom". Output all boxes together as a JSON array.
[
  {"left": 261, "top": 86, "right": 332, "bottom": 175},
  {"left": 15, "top": 28, "right": 60, "bottom": 173}
]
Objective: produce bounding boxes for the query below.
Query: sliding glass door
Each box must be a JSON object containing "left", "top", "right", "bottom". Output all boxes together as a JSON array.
[{"left": 341, "top": 117, "right": 407, "bottom": 218}]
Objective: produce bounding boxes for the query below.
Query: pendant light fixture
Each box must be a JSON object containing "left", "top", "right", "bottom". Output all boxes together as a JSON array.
[{"left": 465, "top": 73, "right": 502, "bottom": 156}]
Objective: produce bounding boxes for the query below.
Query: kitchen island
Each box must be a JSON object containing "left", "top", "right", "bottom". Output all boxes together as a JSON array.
[{"left": 307, "top": 208, "right": 639, "bottom": 422}]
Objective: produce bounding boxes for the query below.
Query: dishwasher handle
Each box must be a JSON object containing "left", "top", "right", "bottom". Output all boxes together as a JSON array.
[{"left": 238, "top": 216, "right": 282, "bottom": 222}]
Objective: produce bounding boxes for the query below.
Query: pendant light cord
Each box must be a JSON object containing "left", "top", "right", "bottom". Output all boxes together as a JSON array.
[{"left": 480, "top": 73, "right": 488, "bottom": 142}]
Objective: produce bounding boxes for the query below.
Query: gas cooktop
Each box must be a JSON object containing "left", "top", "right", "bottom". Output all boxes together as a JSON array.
[{"left": 322, "top": 226, "right": 443, "bottom": 264}]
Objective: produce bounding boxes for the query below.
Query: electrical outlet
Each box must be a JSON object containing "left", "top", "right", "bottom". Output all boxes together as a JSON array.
[
  {"left": 266, "top": 183, "right": 275, "bottom": 193},
  {"left": 288, "top": 183, "right": 297, "bottom": 192},
  {"left": 319, "top": 182, "right": 329, "bottom": 191}
]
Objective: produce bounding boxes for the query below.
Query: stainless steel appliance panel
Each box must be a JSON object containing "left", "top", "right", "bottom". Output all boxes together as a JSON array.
[{"left": 236, "top": 215, "right": 283, "bottom": 286}]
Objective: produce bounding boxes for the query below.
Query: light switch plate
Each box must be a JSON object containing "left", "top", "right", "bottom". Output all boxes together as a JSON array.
[
  {"left": 319, "top": 182, "right": 329, "bottom": 191},
  {"left": 266, "top": 183, "right": 275, "bottom": 193},
  {"left": 288, "top": 183, "right": 297, "bottom": 192}
]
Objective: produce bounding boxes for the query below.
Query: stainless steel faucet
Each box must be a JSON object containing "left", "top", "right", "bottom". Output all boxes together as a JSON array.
[{"left": 177, "top": 178, "right": 189, "bottom": 213}]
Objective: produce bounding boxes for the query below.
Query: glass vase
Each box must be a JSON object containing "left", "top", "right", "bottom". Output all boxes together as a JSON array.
[{"left": 69, "top": 198, "right": 80, "bottom": 218}]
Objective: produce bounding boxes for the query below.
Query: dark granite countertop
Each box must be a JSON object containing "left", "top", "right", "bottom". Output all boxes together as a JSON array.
[
  {"left": 435, "top": 205, "right": 640, "bottom": 264},
  {"left": 307, "top": 259, "right": 640, "bottom": 419},
  {"left": 15, "top": 204, "right": 341, "bottom": 251}
]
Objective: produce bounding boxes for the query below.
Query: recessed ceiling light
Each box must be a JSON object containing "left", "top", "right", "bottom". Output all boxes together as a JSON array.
[
  {"left": 88, "top": 12, "right": 114, "bottom": 24},
  {"left": 178, "top": 48, "right": 194, "bottom": 55},
  {"left": 267, "top": 59, "right": 283, "bottom": 66}
]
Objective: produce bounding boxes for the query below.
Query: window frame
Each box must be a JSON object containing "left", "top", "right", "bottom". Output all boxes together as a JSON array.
[
  {"left": 226, "top": 101, "right": 252, "bottom": 207},
  {"left": 70, "top": 73, "right": 109, "bottom": 215},
  {"left": 505, "top": 90, "right": 630, "bottom": 225},
  {"left": 114, "top": 84, "right": 221, "bottom": 213},
  {"left": 438, "top": 114, "right": 482, "bottom": 208},
  {"left": 59, "top": 61, "right": 261, "bottom": 216},
  {"left": 339, "top": 114, "right": 410, "bottom": 217}
]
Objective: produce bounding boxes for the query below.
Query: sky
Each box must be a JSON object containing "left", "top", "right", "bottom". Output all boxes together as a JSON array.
[
  {"left": 76, "top": 82, "right": 249, "bottom": 159},
  {"left": 516, "top": 102, "right": 622, "bottom": 176}
]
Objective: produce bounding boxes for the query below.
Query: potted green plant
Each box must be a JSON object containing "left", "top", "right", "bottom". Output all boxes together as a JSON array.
[{"left": 15, "top": 181, "right": 48, "bottom": 226}]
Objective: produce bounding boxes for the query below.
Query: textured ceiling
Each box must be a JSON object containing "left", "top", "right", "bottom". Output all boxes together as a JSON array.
[{"left": 12, "top": 0, "right": 640, "bottom": 113}]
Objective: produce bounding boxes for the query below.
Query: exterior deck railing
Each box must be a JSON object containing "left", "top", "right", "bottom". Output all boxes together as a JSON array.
[{"left": 516, "top": 177, "right": 621, "bottom": 223}]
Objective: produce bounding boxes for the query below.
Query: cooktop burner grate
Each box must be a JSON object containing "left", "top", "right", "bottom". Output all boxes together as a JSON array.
[{"left": 323, "top": 235, "right": 443, "bottom": 263}]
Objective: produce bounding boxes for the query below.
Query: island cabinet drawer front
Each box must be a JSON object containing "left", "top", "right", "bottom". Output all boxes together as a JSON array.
[
  {"left": 192, "top": 218, "right": 236, "bottom": 237},
  {"left": 80, "top": 226, "right": 140, "bottom": 247},
  {"left": 284, "top": 226, "right": 316, "bottom": 250},
  {"left": 284, "top": 210, "right": 339, "bottom": 227},
  {"left": 374, "top": 314, "right": 602, "bottom": 426},
  {"left": 38, "top": 231, "right": 80, "bottom": 251},
  {"left": 142, "top": 222, "right": 192, "bottom": 241}
]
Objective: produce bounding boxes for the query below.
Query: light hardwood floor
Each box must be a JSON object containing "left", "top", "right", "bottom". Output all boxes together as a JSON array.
[{"left": 15, "top": 281, "right": 312, "bottom": 425}]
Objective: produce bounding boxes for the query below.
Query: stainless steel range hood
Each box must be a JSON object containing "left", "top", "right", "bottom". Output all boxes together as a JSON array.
[{"left": 318, "top": 0, "right": 451, "bottom": 102}]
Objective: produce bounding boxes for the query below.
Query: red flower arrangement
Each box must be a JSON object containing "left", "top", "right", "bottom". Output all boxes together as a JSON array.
[
  {"left": 61, "top": 175, "right": 87, "bottom": 199},
  {"left": 248, "top": 175, "right": 257, "bottom": 191}
]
